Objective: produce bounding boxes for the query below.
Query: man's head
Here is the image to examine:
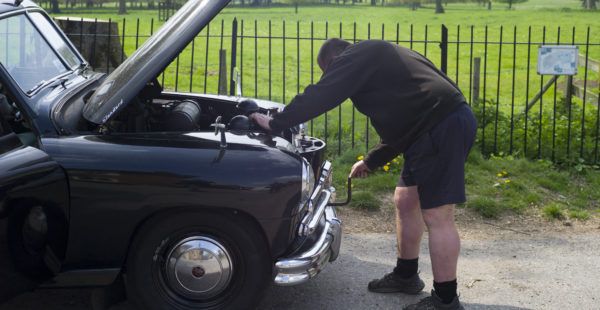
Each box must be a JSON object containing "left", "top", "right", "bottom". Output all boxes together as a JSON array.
[{"left": 317, "top": 38, "right": 351, "bottom": 72}]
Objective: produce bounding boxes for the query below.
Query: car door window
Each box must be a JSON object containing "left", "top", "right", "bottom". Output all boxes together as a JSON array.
[{"left": 0, "top": 86, "right": 32, "bottom": 149}]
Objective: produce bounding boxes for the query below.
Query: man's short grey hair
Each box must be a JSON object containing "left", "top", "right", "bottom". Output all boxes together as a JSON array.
[{"left": 318, "top": 38, "right": 352, "bottom": 68}]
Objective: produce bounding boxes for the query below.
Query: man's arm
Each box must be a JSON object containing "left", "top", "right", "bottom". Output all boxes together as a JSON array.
[
  {"left": 363, "top": 141, "right": 400, "bottom": 170},
  {"left": 267, "top": 47, "right": 375, "bottom": 132},
  {"left": 349, "top": 142, "right": 399, "bottom": 179}
]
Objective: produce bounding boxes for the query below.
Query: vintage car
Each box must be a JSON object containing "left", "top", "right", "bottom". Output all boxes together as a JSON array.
[{"left": 0, "top": 0, "right": 345, "bottom": 308}]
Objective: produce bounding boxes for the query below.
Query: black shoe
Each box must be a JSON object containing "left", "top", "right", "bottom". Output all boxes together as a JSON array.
[
  {"left": 403, "top": 290, "right": 464, "bottom": 310},
  {"left": 367, "top": 272, "right": 425, "bottom": 294}
]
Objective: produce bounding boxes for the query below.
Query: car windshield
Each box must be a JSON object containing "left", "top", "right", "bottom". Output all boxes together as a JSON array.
[{"left": 0, "top": 12, "right": 81, "bottom": 93}]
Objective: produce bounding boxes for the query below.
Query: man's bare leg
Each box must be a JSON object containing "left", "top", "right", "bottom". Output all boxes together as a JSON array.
[
  {"left": 394, "top": 186, "right": 424, "bottom": 259},
  {"left": 421, "top": 204, "right": 460, "bottom": 282},
  {"left": 367, "top": 186, "right": 426, "bottom": 294}
]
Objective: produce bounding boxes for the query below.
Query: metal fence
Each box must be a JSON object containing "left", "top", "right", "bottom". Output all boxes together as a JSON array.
[{"left": 60, "top": 17, "right": 600, "bottom": 164}]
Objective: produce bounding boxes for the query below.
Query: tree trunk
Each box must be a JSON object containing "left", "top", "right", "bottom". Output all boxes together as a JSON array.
[
  {"left": 118, "top": 0, "right": 127, "bottom": 14},
  {"left": 295, "top": 3, "right": 298, "bottom": 13},
  {"left": 50, "top": 0, "right": 60, "bottom": 13},
  {"left": 585, "top": 0, "right": 597, "bottom": 9},
  {"left": 509, "top": 0, "right": 512, "bottom": 9},
  {"left": 488, "top": 0, "right": 492, "bottom": 10},
  {"left": 435, "top": 0, "right": 444, "bottom": 13},
  {"left": 370, "top": 0, "right": 375, "bottom": 6}
]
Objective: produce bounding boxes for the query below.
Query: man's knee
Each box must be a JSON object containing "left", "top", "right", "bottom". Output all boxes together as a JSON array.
[
  {"left": 421, "top": 204, "right": 456, "bottom": 228},
  {"left": 394, "top": 186, "right": 420, "bottom": 214}
]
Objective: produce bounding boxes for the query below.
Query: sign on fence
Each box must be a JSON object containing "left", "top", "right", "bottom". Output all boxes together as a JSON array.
[{"left": 537, "top": 45, "right": 579, "bottom": 76}]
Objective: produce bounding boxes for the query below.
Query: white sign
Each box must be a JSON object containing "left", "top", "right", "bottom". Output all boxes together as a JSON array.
[{"left": 537, "top": 45, "right": 578, "bottom": 75}]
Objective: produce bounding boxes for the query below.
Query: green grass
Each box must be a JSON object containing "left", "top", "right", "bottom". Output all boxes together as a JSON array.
[
  {"left": 48, "top": 2, "right": 600, "bottom": 163},
  {"left": 349, "top": 191, "right": 381, "bottom": 211},
  {"left": 44, "top": 1, "right": 600, "bottom": 218},
  {"left": 542, "top": 203, "right": 565, "bottom": 219},
  {"left": 330, "top": 147, "right": 600, "bottom": 220}
]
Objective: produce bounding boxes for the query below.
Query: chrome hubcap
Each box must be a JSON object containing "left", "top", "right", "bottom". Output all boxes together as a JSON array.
[{"left": 165, "top": 236, "right": 233, "bottom": 300}]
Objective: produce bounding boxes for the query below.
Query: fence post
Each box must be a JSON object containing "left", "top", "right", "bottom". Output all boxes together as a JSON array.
[
  {"left": 472, "top": 57, "right": 481, "bottom": 104},
  {"left": 218, "top": 49, "right": 227, "bottom": 95},
  {"left": 440, "top": 24, "right": 448, "bottom": 74},
  {"left": 229, "top": 18, "right": 238, "bottom": 96},
  {"left": 565, "top": 76, "right": 573, "bottom": 109}
]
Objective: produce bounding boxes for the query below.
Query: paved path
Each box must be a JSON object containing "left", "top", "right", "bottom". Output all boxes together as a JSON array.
[{"left": 1, "top": 232, "right": 598, "bottom": 310}]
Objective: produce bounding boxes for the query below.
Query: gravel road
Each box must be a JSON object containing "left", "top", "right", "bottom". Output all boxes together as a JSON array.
[{"left": 1, "top": 230, "right": 598, "bottom": 310}]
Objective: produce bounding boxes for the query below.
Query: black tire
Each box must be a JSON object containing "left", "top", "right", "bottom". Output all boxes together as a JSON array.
[
  {"left": 7, "top": 205, "right": 52, "bottom": 279},
  {"left": 125, "top": 211, "right": 271, "bottom": 310}
]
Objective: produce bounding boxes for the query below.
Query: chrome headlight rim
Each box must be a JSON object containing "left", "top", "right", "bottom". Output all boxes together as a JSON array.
[{"left": 300, "top": 158, "right": 315, "bottom": 211}]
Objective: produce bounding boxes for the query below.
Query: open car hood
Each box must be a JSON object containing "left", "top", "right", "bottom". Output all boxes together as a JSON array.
[{"left": 82, "top": 0, "right": 230, "bottom": 125}]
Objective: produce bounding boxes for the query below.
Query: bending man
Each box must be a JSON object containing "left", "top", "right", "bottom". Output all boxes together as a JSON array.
[{"left": 250, "top": 38, "right": 476, "bottom": 310}]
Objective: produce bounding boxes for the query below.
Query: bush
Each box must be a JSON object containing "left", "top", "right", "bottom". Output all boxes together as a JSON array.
[
  {"left": 466, "top": 196, "right": 501, "bottom": 218},
  {"left": 471, "top": 97, "right": 600, "bottom": 166},
  {"left": 350, "top": 191, "right": 381, "bottom": 211},
  {"left": 542, "top": 203, "right": 565, "bottom": 220}
]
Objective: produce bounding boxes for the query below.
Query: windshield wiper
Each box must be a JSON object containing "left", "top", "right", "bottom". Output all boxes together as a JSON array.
[
  {"left": 27, "top": 77, "right": 68, "bottom": 95},
  {"left": 78, "top": 62, "right": 90, "bottom": 72}
]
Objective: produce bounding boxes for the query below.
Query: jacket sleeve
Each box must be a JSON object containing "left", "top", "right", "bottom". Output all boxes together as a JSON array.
[
  {"left": 363, "top": 141, "right": 400, "bottom": 170},
  {"left": 269, "top": 48, "right": 375, "bottom": 132}
]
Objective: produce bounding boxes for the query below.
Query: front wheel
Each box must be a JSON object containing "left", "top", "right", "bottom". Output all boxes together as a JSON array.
[{"left": 125, "top": 211, "right": 271, "bottom": 310}]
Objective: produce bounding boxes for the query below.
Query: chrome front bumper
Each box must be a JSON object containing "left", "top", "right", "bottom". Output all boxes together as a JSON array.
[
  {"left": 274, "top": 199, "right": 342, "bottom": 286},
  {"left": 274, "top": 160, "right": 342, "bottom": 286}
]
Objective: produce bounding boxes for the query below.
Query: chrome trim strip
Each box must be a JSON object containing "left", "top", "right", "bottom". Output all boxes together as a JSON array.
[
  {"left": 306, "top": 189, "right": 331, "bottom": 234},
  {"left": 298, "top": 160, "right": 333, "bottom": 236}
]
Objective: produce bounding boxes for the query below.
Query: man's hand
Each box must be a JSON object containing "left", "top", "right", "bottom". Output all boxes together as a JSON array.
[
  {"left": 349, "top": 160, "right": 372, "bottom": 179},
  {"left": 249, "top": 113, "right": 272, "bottom": 131}
]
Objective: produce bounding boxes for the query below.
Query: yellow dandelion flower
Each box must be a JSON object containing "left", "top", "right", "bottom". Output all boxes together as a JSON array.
[
  {"left": 383, "top": 166, "right": 389, "bottom": 171},
  {"left": 497, "top": 173, "right": 503, "bottom": 177},
  {"left": 393, "top": 159, "right": 397, "bottom": 162},
  {"left": 386, "top": 162, "right": 391, "bottom": 166},
  {"left": 505, "top": 179, "right": 511, "bottom": 183},
  {"left": 351, "top": 184, "right": 354, "bottom": 188},
  {"left": 503, "top": 171, "right": 508, "bottom": 175},
  {"left": 357, "top": 155, "right": 364, "bottom": 160}
]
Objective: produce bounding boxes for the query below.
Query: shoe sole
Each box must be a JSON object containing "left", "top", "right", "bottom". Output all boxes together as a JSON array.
[{"left": 367, "top": 281, "right": 425, "bottom": 295}]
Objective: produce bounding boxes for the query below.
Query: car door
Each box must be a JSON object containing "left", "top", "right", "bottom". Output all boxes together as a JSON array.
[{"left": 0, "top": 96, "right": 69, "bottom": 302}]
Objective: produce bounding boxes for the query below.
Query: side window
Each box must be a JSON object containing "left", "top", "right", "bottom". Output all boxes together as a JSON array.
[
  {"left": 0, "top": 84, "right": 33, "bottom": 152},
  {"left": 0, "top": 101, "right": 22, "bottom": 154}
]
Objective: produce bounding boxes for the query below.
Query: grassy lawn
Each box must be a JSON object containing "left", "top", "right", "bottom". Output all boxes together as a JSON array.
[
  {"left": 46, "top": 0, "right": 600, "bottom": 219},
  {"left": 330, "top": 146, "right": 600, "bottom": 220}
]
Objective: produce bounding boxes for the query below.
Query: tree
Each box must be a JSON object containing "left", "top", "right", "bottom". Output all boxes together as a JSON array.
[
  {"left": 583, "top": 0, "right": 596, "bottom": 9},
  {"left": 435, "top": 0, "right": 444, "bottom": 13},
  {"left": 494, "top": 0, "right": 528, "bottom": 9},
  {"left": 49, "top": 0, "right": 60, "bottom": 13},
  {"left": 118, "top": 0, "right": 127, "bottom": 14},
  {"left": 388, "top": 0, "right": 426, "bottom": 10},
  {"left": 283, "top": 0, "right": 313, "bottom": 13}
]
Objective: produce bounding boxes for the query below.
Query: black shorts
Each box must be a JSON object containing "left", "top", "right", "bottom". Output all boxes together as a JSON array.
[{"left": 397, "top": 104, "right": 477, "bottom": 209}]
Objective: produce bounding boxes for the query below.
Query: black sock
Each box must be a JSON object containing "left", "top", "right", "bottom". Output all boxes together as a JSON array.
[
  {"left": 433, "top": 279, "right": 458, "bottom": 304},
  {"left": 393, "top": 258, "right": 418, "bottom": 278}
]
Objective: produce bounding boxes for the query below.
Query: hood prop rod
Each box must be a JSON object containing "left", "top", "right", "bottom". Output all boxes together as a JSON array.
[{"left": 328, "top": 178, "right": 352, "bottom": 206}]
